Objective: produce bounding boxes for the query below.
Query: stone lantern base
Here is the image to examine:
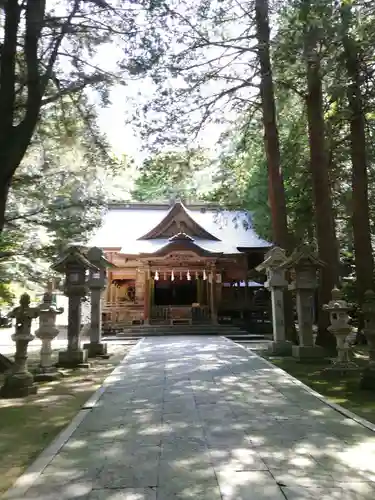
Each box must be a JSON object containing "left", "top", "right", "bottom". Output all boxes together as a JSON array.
[
  {"left": 360, "top": 365, "right": 375, "bottom": 390},
  {"left": 0, "top": 371, "right": 37, "bottom": 398},
  {"left": 57, "top": 348, "right": 89, "bottom": 368},
  {"left": 83, "top": 341, "right": 110, "bottom": 359},
  {"left": 268, "top": 340, "right": 293, "bottom": 356},
  {"left": 34, "top": 366, "right": 62, "bottom": 382},
  {"left": 323, "top": 361, "right": 359, "bottom": 376},
  {"left": 292, "top": 345, "right": 326, "bottom": 361}
]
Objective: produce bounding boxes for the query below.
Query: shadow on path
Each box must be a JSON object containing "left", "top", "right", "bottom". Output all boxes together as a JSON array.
[{"left": 6, "top": 336, "right": 375, "bottom": 500}]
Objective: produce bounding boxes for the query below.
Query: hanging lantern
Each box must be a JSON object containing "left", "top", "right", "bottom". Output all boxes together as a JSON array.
[
  {"left": 187, "top": 270, "right": 191, "bottom": 281},
  {"left": 155, "top": 270, "right": 159, "bottom": 281},
  {"left": 179, "top": 271, "right": 182, "bottom": 280},
  {"left": 171, "top": 270, "right": 175, "bottom": 281},
  {"left": 203, "top": 270, "right": 207, "bottom": 281}
]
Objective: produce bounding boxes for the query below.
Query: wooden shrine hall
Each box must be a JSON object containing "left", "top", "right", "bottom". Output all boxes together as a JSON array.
[{"left": 89, "top": 201, "right": 271, "bottom": 328}]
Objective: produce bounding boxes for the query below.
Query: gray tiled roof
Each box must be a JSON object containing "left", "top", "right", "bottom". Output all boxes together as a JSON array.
[{"left": 89, "top": 204, "right": 270, "bottom": 255}]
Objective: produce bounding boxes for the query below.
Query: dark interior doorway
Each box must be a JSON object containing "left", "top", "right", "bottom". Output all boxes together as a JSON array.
[{"left": 154, "top": 280, "right": 197, "bottom": 306}]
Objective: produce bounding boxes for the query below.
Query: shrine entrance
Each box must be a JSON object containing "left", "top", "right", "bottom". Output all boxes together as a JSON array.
[
  {"left": 154, "top": 279, "right": 197, "bottom": 306},
  {"left": 149, "top": 270, "right": 211, "bottom": 325}
]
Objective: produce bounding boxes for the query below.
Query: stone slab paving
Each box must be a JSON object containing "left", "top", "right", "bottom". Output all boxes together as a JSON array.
[{"left": 8, "top": 336, "right": 375, "bottom": 500}]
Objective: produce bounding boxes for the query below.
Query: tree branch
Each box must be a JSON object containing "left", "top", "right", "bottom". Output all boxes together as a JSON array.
[
  {"left": 24, "top": 0, "right": 46, "bottom": 125},
  {"left": 0, "top": 251, "right": 15, "bottom": 261},
  {"left": 0, "top": 1, "right": 21, "bottom": 134},
  {"left": 40, "top": 73, "right": 106, "bottom": 106},
  {"left": 4, "top": 198, "right": 98, "bottom": 226},
  {"left": 41, "top": 0, "right": 80, "bottom": 92}
]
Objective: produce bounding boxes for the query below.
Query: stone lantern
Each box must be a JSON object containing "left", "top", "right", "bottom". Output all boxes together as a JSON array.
[
  {"left": 282, "top": 245, "right": 325, "bottom": 360},
  {"left": 34, "top": 286, "right": 64, "bottom": 380},
  {"left": 52, "top": 246, "right": 99, "bottom": 368},
  {"left": 361, "top": 290, "right": 375, "bottom": 389},
  {"left": 323, "top": 288, "right": 358, "bottom": 373},
  {"left": 256, "top": 247, "right": 292, "bottom": 355},
  {"left": 0, "top": 294, "right": 39, "bottom": 398},
  {"left": 83, "top": 246, "right": 113, "bottom": 358}
]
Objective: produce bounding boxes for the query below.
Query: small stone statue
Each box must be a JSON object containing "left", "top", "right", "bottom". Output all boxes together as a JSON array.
[
  {"left": 10, "top": 293, "right": 39, "bottom": 339},
  {"left": 0, "top": 293, "right": 39, "bottom": 398},
  {"left": 35, "top": 289, "right": 64, "bottom": 380}
]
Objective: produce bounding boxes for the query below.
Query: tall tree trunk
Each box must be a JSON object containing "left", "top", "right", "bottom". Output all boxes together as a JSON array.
[
  {"left": 255, "top": 0, "right": 296, "bottom": 342},
  {"left": 0, "top": 175, "right": 12, "bottom": 232},
  {"left": 0, "top": 0, "right": 47, "bottom": 234},
  {"left": 341, "top": 3, "right": 374, "bottom": 309},
  {"left": 255, "top": 0, "right": 289, "bottom": 250},
  {"left": 0, "top": 175, "right": 13, "bottom": 370},
  {"left": 303, "top": 2, "right": 340, "bottom": 350}
]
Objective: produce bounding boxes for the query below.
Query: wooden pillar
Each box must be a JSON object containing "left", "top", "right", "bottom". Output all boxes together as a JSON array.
[
  {"left": 243, "top": 276, "right": 248, "bottom": 320},
  {"left": 143, "top": 266, "right": 152, "bottom": 325},
  {"left": 106, "top": 271, "right": 111, "bottom": 303},
  {"left": 210, "top": 266, "right": 218, "bottom": 324},
  {"left": 151, "top": 278, "right": 155, "bottom": 306},
  {"left": 109, "top": 280, "right": 116, "bottom": 323},
  {"left": 216, "top": 279, "right": 222, "bottom": 311},
  {"left": 144, "top": 275, "right": 150, "bottom": 325},
  {"left": 135, "top": 268, "right": 144, "bottom": 303}
]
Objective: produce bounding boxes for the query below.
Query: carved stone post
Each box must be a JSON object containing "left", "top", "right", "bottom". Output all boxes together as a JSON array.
[
  {"left": 0, "top": 294, "right": 39, "bottom": 398},
  {"left": 52, "top": 246, "right": 98, "bottom": 368},
  {"left": 282, "top": 245, "right": 325, "bottom": 360},
  {"left": 34, "top": 287, "right": 64, "bottom": 380},
  {"left": 323, "top": 288, "right": 358, "bottom": 373},
  {"left": 256, "top": 247, "right": 292, "bottom": 356},
  {"left": 361, "top": 290, "right": 375, "bottom": 389},
  {"left": 83, "top": 247, "right": 112, "bottom": 358}
]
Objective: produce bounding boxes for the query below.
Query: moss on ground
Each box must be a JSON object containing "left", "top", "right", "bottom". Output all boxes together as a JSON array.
[
  {"left": 265, "top": 347, "right": 375, "bottom": 425},
  {"left": 0, "top": 342, "right": 135, "bottom": 494}
]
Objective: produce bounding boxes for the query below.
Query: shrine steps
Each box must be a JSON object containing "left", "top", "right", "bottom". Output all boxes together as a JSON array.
[{"left": 110, "top": 324, "right": 270, "bottom": 342}]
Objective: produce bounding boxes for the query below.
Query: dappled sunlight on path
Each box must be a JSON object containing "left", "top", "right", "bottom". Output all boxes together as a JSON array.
[{"left": 5, "top": 336, "right": 375, "bottom": 499}]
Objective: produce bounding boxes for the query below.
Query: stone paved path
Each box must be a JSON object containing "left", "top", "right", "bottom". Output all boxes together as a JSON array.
[{"left": 12, "top": 336, "right": 375, "bottom": 500}]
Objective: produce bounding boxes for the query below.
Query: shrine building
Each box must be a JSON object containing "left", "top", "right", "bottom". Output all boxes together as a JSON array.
[{"left": 90, "top": 201, "right": 271, "bottom": 327}]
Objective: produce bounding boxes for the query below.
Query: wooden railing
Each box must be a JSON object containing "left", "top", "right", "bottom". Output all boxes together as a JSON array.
[
  {"left": 102, "top": 302, "right": 211, "bottom": 326},
  {"left": 150, "top": 305, "right": 210, "bottom": 325},
  {"left": 102, "top": 302, "right": 143, "bottom": 326},
  {"left": 151, "top": 305, "right": 171, "bottom": 322},
  {"left": 192, "top": 305, "right": 210, "bottom": 323}
]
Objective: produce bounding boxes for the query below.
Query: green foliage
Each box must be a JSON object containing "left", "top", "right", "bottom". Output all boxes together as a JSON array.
[
  {"left": 130, "top": 0, "right": 263, "bottom": 148},
  {"left": 0, "top": 0, "right": 161, "bottom": 233},
  {"left": 207, "top": 92, "right": 314, "bottom": 245},
  {"left": 131, "top": 0, "right": 375, "bottom": 306},
  {"left": 0, "top": 98, "right": 127, "bottom": 301},
  {"left": 132, "top": 149, "right": 213, "bottom": 202}
]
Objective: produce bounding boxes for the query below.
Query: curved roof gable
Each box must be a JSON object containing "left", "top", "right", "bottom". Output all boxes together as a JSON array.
[
  {"left": 169, "top": 232, "right": 195, "bottom": 242},
  {"left": 89, "top": 203, "right": 271, "bottom": 253},
  {"left": 139, "top": 238, "right": 223, "bottom": 258},
  {"left": 138, "top": 201, "right": 220, "bottom": 241}
]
